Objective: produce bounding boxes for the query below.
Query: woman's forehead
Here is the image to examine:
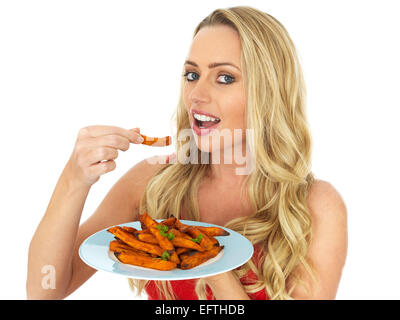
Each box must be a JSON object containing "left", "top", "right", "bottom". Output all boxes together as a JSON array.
[{"left": 187, "top": 25, "right": 241, "bottom": 68}]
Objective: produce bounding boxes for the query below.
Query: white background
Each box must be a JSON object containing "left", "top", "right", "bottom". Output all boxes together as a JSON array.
[{"left": 1, "top": 0, "right": 399, "bottom": 300}]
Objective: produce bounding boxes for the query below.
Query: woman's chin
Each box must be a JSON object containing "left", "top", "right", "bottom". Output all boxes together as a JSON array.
[{"left": 195, "top": 142, "right": 228, "bottom": 160}]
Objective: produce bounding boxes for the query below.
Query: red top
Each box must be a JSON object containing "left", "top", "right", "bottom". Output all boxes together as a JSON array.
[
  {"left": 145, "top": 244, "right": 269, "bottom": 300},
  {"left": 148, "top": 153, "right": 269, "bottom": 300}
]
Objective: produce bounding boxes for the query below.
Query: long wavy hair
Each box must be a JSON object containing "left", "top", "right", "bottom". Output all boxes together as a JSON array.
[{"left": 128, "top": 6, "right": 316, "bottom": 300}]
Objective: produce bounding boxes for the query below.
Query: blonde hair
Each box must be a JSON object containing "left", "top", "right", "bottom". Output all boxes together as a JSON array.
[{"left": 128, "top": 5, "right": 316, "bottom": 300}]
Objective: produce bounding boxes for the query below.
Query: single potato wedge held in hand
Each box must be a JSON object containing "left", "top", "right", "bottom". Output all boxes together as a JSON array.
[{"left": 139, "top": 134, "right": 172, "bottom": 147}]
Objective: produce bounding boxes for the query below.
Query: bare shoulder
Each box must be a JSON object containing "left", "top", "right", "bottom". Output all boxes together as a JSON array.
[
  {"left": 306, "top": 179, "right": 347, "bottom": 223},
  {"left": 123, "top": 155, "right": 169, "bottom": 185},
  {"left": 288, "top": 179, "right": 348, "bottom": 298},
  {"left": 121, "top": 155, "right": 171, "bottom": 212},
  {"left": 305, "top": 179, "right": 348, "bottom": 267}
]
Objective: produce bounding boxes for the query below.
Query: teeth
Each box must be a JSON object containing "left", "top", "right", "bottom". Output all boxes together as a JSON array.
[{"left": 193, "top": 113, "right": 220, "bottom": 122}]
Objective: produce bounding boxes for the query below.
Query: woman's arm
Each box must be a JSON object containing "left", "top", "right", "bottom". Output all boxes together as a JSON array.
[
  {"left": 27, "top": 155, "right": 165, "bottom": 299},
  {"left": 27, "top": 160, "right": 91, "bottom": 299},
  {"left": 204, "top": 179, "right": 347, "bottom": 300},
  {"left": 63, "top": 156, "right": 166, "bottom": 298},
  {"left": 286, "top": 179, "right": 348, "bottom": 299}
]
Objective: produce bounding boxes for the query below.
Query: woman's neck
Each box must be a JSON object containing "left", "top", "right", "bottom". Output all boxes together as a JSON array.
[{"left": 208, "top": 141, "right": 253, "bottom": 184}]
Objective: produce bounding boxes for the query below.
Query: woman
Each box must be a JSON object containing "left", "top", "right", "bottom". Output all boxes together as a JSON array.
[{"left": 27, "top": 6, "right": 347, "bottom": 300}]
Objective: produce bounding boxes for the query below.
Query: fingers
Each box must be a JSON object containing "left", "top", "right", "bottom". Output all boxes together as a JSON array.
[
  {"left": 88, "top": 147, "right": 119, "bottom": 164},
  {"left": 79, "top": 125, "right": 144, "bottom": 144},
  {"left": 86, "top": 132, "right": 144, "bottom": 164},
  {"left": 130, "top": 127, "right": 141, "bottom": 134},
  {"left": 69, "top": 125, "right": 144, "bottom": 186},
  {"left": 90, "top": 134, "right": 131, "bottom": 152},
  {"left": 89, "top": 159, "right": 117, "bottom": 176}
]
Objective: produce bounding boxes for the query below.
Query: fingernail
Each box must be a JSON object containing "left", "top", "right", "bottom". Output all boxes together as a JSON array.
[{"left": 137, "top": 135, "right": 144, "bottom": 143}]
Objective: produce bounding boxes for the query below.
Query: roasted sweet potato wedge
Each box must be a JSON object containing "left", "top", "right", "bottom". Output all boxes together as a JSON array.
[
  {"left": 136, "top": 233, "right": 159, "bottom": 244},
  {"left": 138, "top": 214, "right": 147, "bottom": 230},
  {"left": 186, "top": 226, "right": 215, "bottom": 250},
  {"left": 171, "top": 237, "right": 205, "bottom": 252},
  {"left": 114, "top": 251, "right": 177, "bottom": 270},
  {"left": 176, "top": 247, "right": 191, "bottom": 255},
  {"left": 135, "top": 229, "right": 152, "bottom": 234},
  {"left": 121, "top": 226, "right": 138, "bottom": 235},
  {"left": 141, "top": 212, "right": 158, "bottom": 229},
  {"left": 160, "top": 217, "right": 177, "bottom": 227},
  {"left": 169, "top": 251, "right": 180, "bottom": 264},
  {"left": 196, "top": 226, "right": 230, "bottom": 237},
  {"left": 169, "top": 228, "right": 192, "bottom": 240},
  {"left": 180, "top": 246, "right": 224, "bottom": 270},
  {"left": 209, "top": 236, "right": 220, "bottom": 247},
  {"left": 107, "top": 226, "right": 164, "bottom": 256},
  {"left": 174, "top": 218, "right": 190, "bottom": 233},
  {"left": 141, "top": 215, "right": 180, "bottom": 264},
  {"left": 109, "top": 240, "right": 149, "bottom": 257},
  {"left": 149, "top": 226, "right": 174, "bottom": 251},
  {"left": 139, "top": 134, "right": 172, "bottom": 147}
]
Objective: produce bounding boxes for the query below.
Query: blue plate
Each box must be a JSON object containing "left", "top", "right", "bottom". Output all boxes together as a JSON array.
[{"left": 79, "top": 220, "right": 254, "bottom": 280}]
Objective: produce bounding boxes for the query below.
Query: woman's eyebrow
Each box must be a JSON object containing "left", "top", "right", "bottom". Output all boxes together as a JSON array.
[{"left": 184, "top": 60, "right": 241, "bottom": 71}]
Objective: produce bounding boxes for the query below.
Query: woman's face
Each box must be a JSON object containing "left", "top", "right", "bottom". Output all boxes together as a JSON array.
[{"left": 183, "top": 25, "right": 246, "bottom": 156}]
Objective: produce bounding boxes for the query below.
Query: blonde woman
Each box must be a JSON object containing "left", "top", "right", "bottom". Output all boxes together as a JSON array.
[{"left": 27, "top": 6, "right": 347, "bottom": 300}]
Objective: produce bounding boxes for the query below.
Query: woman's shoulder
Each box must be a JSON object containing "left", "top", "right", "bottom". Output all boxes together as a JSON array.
[
  {"left": 120, "top": 153, "right": 175, "bottom": 214},
  {"left": 306, "top": 179, "right": 347, "bottom": 222},
  {"left": 128, "top": 153, "right": 176, "bottom": 177},
  {"left": 128, "top": 153, "right": 175, "bottom": 184}
]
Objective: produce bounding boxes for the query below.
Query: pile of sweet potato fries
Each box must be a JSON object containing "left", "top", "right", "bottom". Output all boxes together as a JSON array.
[{"left": 107, "top": 212, "right": 228, "bottom": 271}]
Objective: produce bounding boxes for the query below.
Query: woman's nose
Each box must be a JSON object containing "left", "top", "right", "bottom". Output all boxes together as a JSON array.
[{"left": 188, "top": 78, "right": 212, "bottom": 106}]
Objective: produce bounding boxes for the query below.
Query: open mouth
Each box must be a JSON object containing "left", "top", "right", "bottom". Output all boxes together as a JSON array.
[
  {"left": 192, "top": 115, "right": 221, "bottom": 136},
  {"left": 192, "top": 109, "right": 221, "bottom": 126},
  {"left": 190, "top": 109, "right": 221, "bottom": 136},
  {"left": 194, "top": 117, "right": 221, "bottom": 129}
]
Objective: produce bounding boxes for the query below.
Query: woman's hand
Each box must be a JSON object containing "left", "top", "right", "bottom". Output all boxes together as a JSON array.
[
  {"left": 203, "top": 271, "right": 251, "bottom": 300},
  {"left": 204, "top": 271, "right": 230, "bottom": 285},
  {"left": 66, "top": 125, "right": 144, "bottom": 187}
]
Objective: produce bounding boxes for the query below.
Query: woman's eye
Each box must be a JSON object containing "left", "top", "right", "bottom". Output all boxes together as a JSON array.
[
  {"left": 182, "top": 71, "right": 235, "bottom": 84},
  {"left": 217, "top": 74, "right": 235, "bottom": 84},
  {"left": 182, "top": 71, "right": 199, "bottom": 81}
]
